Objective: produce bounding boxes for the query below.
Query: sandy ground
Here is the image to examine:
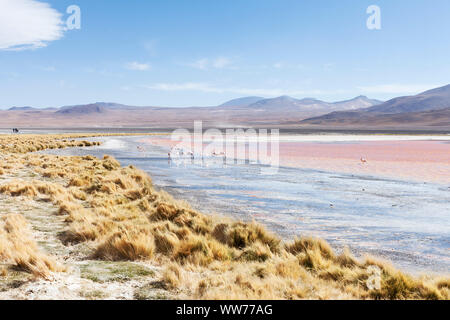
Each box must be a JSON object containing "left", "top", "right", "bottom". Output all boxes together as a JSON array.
[{"left": 139, "top": 136, "right": 450, "bottom": 184}]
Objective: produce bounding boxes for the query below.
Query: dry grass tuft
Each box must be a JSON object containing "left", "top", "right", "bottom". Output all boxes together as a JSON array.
[
  {"left": 162, "top": 263, "right": 182, "bottom": 289},
  {"left": 94, "top": 230, "right": 155, "bottom": 261},
  {"left": 239, "top": 242, "right": 272, "bottom": 262},
  {"left": 213, "top": 222, "right": 280, "bottom": 253},
  {"left": 286, "top": 237, "right": 334, "bottom": 259},
  {"left": 0, "top": 214, "right": 65, "bottom": 279},
  {"left": 0, "top": 181, "right": 38, "bottom": 197}
]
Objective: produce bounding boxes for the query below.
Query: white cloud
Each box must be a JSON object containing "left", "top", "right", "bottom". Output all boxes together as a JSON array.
[
  {"left": 2, "top": 71, "right": 20, "bottom": 78},
  {"left": 357, "top": 84, "right": 442, "bottom": 95},
  {"left": 0, "top": 0, "right": 64, "bottom": 51},
  {"left": 270, "top": 62, "right": 304, "bottom": 70},
  {"left": 187, "top": 57, "right": 234, "bottom": 70},
  {"left": 189, "top": 58, "right": 209, "bottom": 70},
  {"left": 273, "top": 62, "right": 284, "bottom": 69},
  {"left": 142, "top": 39, "right": 158, "bottom": 56},
  {"left": 323, "top": 63, "right": 334, "bottom": 71},
  {"left": 144, "top": 82, "right": 346, "bottom": 97},
  {"left": 212, "top": 57, "right": 232, "bottom": 69},
  {"left": 125, "top": 61, "right": 151, "bottom": 71},
  {"left": 37, "top": 65, "right": 56, "bottom": 72},
  {"left": 120, "top": 86, "right": 132, "bottom": 91},
  {"left": 146, "top": 82, "right": 221, "bottom": 93}
]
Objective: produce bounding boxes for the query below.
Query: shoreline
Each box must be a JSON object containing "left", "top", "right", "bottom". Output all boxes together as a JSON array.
[{"left": 0, "top": 133, "right": 449, "bottom": 300}]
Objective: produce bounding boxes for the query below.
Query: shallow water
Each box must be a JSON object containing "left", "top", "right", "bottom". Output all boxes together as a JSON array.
[{"left": 42, "top": 135, "right": 450, "bottom": 275}]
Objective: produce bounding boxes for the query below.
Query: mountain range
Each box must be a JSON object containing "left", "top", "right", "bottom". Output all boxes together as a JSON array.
[
  {"left": 0, "top": 95, "right": 382, "bottom": 128},
  {"left": 1, "top": 84, "right": 449, "bottom": 130},
  {"left": 300, "top": 84, "right": 450, "bottom": 128}
]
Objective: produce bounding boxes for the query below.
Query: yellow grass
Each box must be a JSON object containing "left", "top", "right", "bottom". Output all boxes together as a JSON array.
[
  {"left": 0, "top": 214, "right": 65, "bottom": 279},
  {"left": 0, "top": 134, "right": 448, "bottom": 299}
]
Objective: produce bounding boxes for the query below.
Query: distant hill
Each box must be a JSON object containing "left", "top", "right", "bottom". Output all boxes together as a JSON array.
[
  {"left": 300, "top": 107, "right": 450, "bottom": 128},
  {"left": 248, "top": 96, "right": 324, "bottom": 110},
  {"left": 92, "top": 102, "right": 144, "bottom": 110},
  {"left": 364, "top": 84, "right": 450, "bottom": 114},
  {"left": 245, "top": 95, "right": 382, "bottom": 112},
  {"left": 8, "top": 106, "right": 35, "bottom": 111},
  {"left": 301, "top": 84, "right": 450, "bottom": 127},
  {"left": 220, "top": 96, "right": 265, "bottom": 107},
  {"left": 219, "top": 95, "right": 382, "bottom": 111},
  {"left": 332, "top": 96, "right": 383, "bottom": 110},
  {"left": 56, "top": 103, "right": 108, "bottom": 115},
  {"left": 369, "top": 107, "right": 450, "bottom": 127}
]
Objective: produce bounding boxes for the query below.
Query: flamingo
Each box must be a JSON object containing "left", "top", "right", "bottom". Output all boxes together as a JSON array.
[{"left": 360, "top": 157, "right": 367, "bottom": 164}]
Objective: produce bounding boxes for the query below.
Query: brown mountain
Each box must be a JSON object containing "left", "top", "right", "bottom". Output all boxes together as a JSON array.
[
  {"left": 300, "top": 107, "right": 450, "bottom": 128},
  {"left": 301, "top": 84, "right": 450, "bottom": 128},
  {"left": 365, "top": 84, "right": 450, "bottom": 114},
  {"left": 56, "top": 104, "right": 108, "bottom": 115}
]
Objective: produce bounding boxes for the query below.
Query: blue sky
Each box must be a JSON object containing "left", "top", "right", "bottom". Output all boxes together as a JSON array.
[{"left": 0, "top": 0, "right": 449, "bottom": 108}]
